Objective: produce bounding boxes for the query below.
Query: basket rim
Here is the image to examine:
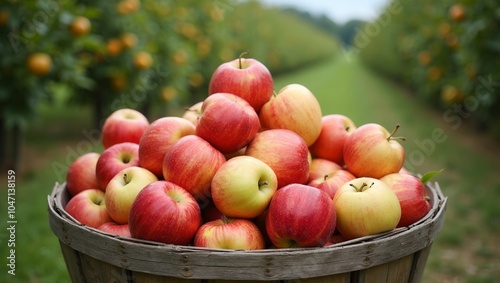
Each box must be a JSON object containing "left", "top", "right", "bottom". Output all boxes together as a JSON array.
[{"left": 48, "top": 181, "right": 447, "bottom": 280}]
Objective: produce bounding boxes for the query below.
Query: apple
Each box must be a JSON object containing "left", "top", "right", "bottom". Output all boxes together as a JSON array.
[
  {"left": 196, "top": 92, "right": 260, "bottom": 154},
  {"left": 309, "top": 114, "right": 357, "bottom": 165},
  {"left": 380, "top": 173, "right": 431, "bottom": 227},
  {"left": 259, "top": 84, "right": 322, "bottom": 146},
  {"left": 211, "top": 156, "right": 278, "bottom": 218},
  {"left": 343, "top": 123, "right": 406, "bottom": 179},
  {"left": 101, "top": 108, "right": 149, "bottom": 149},
  {"left": 95, "top": 142, "right": 140, "bottom": 190},
  {"left": 245, "top": 129, "right": 309, "bottom": 188},
  {"left": 308, "top": 158, "right": 342, "bottom": 183},
  {"left": 181, "top": 101, "right": 203, "bottom": 126},
  {"left": 308, "top": 169, "right": 356, "bottom": 199},
  {"left": 266, "top": 183, "right": 336, "bottom": 248},
  {"left": 194, "top": 217, "right": 265, "bottom": 250},
  {"left": 139, "top": 116, "right": 196, "bottom": 178},
  {"left": 208, "top": 52, "right": 274, "bottom": 113},
  {"left": 105, "top": 166, "right": 158, "bottom": 224},
  {"left": 65, "top": 189, "right": 112, "bottom": 228},
  {"left": 163, "top": 135, "right": 226, "bottom": 200},
  {"left": 333, "top": 177, "right": 401, "bottom": 239},
  {"left": 66, "top": 152, "right": 101, "bottom": 196},
  {"left": 97, "top": 222, "right": 132, "bottom": 238},
  {"left": 128, "top": 181, "right": 201, "bottom": 245}
]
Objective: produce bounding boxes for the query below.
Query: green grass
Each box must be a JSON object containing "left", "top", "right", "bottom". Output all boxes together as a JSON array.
[{"left": 1, "top": 54, "right": 499, "bottom": 283}]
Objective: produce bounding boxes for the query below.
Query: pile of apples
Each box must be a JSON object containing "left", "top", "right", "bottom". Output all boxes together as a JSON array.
[{"left": 64, "top": 54, "right": 432, "bottom": 250}]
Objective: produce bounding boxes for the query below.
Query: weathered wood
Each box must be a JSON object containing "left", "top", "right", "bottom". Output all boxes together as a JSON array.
[
  {"left": 48, "top": 181, "right": 447, "bottom": 282},
  {"left": 407, "top": 244, "right": 433, "bottom": 283},
  {"left": 58, "top": 241, "right": 86, "bottom": 283}
]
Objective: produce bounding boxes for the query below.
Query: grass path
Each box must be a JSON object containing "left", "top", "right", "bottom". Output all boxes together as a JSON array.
[{"left": 1, "top": 54, "right": 499, "bottom": 283}]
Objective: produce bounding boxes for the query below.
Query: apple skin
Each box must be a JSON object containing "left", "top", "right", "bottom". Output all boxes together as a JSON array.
[
  {"left": 196, "top": 92, "right": 260, "bottom": 154},
  {"left": 96, "top": 142, "right": 140, "bottom": 191},
  {"left": 101, "top": 108, "right": 149, "bottom": 149},
  {"left": 380, "top": 173, "right": 431, "bottom": 227},
  {"left": 105, "top": 166, "right": 158, "bottom": 224},
  {"left": 65, "top": 189, "right": 112, "bottom": 228},
  {"left": 211, "top": 156, "right": 278, "bottom": 219},
  {"left": 245, "top": 129, "right": 310, "bottom": 189},
  {"left": 259, "top": 84, "right": 322, "bottom": 146},
  {"left": 139, "top": 116, "right": 196, "bottom": 178},
  {"left": 128, "top": 181, "right": 202, "bottom": 245},
  {"left": 97, "top": 222, "right": 132, "bottom": 238},
  {"left": 309, "top": 114, "right": 357, "bottom": 166},
  {"left": 308, "top": 158, "right": 342, "bottom": 183},
  {"left": 308, "top": 169, "right": 356, "bottom": 199},
  {"left": 182, "top": 101, "right": 203, "bottom": 126},
  {"left": 343, "top": 123, "right": 405, "bottom": 179},
  {"left": 163, "top": 135, "right": 226, "bottom": 200},
  {"left": 266, "top": 184, "right": 336, "bottom": 248},
  {"left": 194, "top": 218, "right": 265, "bottom": 250},
  {"left": 66, "top": 152, "right": 101, "bottom": 196},
  {"left": 333, "top": 177, "right": 401, "bottom": 240},
  {"left": 208, "top": 57, "right": 274, "bottom": 113}
]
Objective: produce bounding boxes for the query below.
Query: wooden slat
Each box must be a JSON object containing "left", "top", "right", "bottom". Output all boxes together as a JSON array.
[
  {"left": 58, "top": 241, "right": 86, "bottom": 283},
  {"left": 287, "top": 273, "right": 351, "bottom": 283},
  {"left": 407, "top": 244, "right": 433, "bottom": 283}
]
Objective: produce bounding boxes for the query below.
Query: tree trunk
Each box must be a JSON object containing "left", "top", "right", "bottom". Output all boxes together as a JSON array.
[
  {"left": 10, "top": 123, "right": 23, "bottom": 172},
  {"left": 0, "top": 107, "right": 6, "bottom": 170}
]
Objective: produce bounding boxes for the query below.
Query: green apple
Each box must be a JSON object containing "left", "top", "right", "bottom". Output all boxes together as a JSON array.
[
  {"left": 211, "top": 156, "right": 278, "bottom": 218},
  {"left": 105, "top": 166, "right": 158, "bottom": 224},
  {"left": 333, "top": 177, "right": 401, "bottom": 239}
]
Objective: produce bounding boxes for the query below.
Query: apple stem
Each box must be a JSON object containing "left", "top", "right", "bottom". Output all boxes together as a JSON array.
[
  {"left": 387, "top": 123, "right": 407, "bottom": 142},
  {"left": 424, "top": 195, "right": 431, "bottom": 201},
  {"left": 238, "top": 50, "right": 249, "bottom": 69},
  {"left": 323, "top": 174, "right": 329, "bottom": 181},
  {"left": 349, "top": 182, "right": 368, "bottom": 192},
  {"left": 258, "top": 180, "right": 269, "bottom": 188},
  {"left": 345, "top": 126, "right": 350, "bottom": 131},
  {"left": 123, "top": 173, "right": 130, "bottom": 184}
]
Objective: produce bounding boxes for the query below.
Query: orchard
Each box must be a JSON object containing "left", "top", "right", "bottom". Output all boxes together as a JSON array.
[
  {"left": 0, "top": 0, "right": 337, "bottom": 171},
  {"left": 359, "top": 0, "right": 500, "bottom": 137}
]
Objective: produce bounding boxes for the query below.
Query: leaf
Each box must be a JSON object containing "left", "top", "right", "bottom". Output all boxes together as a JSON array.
[{"left": 420, "top": 169, "right": 444, "bottom": 184}]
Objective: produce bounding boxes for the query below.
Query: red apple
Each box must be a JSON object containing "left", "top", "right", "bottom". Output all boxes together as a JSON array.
[
  {"left": 194, "top": 217, "right": 265, "bottom": 250},
  {"left": 266, "top": 183, "right": 336, "bottom": 248},
  {"left": 128, "top": 181, "right": 202, "bottom": 245},
  {"left": 309, "top": 114, "right": 357, "bottom": 165},
  {"left": 139, "top": 116, "right": 196, "bottom": 178},
  {"left": 95, "top": 142, "right": 140, "bottom": 190},
  {"left": 65, "top": 189, "right": 112, "bottom": 228},
  {"left": 211, "top": 156, "right": 278, "bottom": 219},
  {"left": 66, "top": 152, "right": 101, "bottom": 196},
  {"left": 182, "top": 101, "right": 203, "bottom": 126},
  {"left": 208, "top": 53, "right": 274, "bottom": 113},
  {"left": 163, "top": 135, "right": 226, "bottom": 200},
  {"left": 333, "top": 177, "right": 401, "bottom": 239},
  {"left": 105, "top": 166, "right": 158, "bottom": 224},
  {"left": 245, "top": 129, "right": 309, "bottom": 188},
  {"left": 343, "top": 123, "right": 406, "bottom": 179},
  {"left": 196, "top": 92, "right": 260, "bottom": 154},
  {"left": 380, "top": 173, "right": 431, "bottom": 227},
  {"left": 101, "top": 108, "right": 149, "bottom": 149},
  {"left": 308, "top": 158, "right": 342, "bottom": 183},
  {"left": 259, "top": 84, "right": 322, "bottom": 146},
  {"left": 97, "top": 222, "right": 132, "bottom": 238},
  {"left": 308, "top": 169, "right": 356, "bottom": 199}
]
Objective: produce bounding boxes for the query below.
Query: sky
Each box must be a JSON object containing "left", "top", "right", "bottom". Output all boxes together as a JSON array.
[{"left": 259, "top": 0, "right": 390, "bottom": 24}]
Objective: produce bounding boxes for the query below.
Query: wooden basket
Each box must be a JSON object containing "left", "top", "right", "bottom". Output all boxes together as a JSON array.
[{"left": 48, "top": 181, "right": 447, "bottom": 283}]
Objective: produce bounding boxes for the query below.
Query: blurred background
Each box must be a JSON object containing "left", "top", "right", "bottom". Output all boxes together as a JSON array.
[{"left": 0, "top": 0, "right": 499, "bottom": 282}]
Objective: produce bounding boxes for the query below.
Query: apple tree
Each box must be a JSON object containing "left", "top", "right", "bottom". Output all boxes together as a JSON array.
[{"left": 0, "top": 0, "right": 90, "bottom": 170}]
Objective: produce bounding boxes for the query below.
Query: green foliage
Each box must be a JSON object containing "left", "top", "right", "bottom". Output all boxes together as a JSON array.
[{"left": 358, "top": 0, "right": 500, "bottom": 135}]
